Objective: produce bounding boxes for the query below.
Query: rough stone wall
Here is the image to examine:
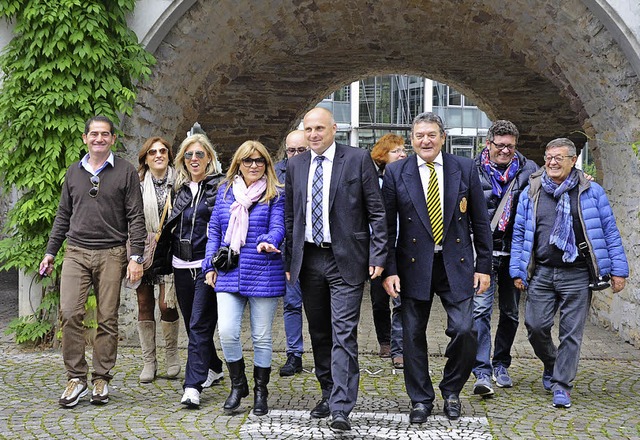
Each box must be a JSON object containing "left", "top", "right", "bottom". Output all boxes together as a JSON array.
[{"left": 118, "top": 0, "right": 640, "bottom": 345}]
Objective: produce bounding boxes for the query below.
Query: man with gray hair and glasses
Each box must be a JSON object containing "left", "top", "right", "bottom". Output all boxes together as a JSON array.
[{"left": 510, "top": 137, "right": 628, "bottom": 409}]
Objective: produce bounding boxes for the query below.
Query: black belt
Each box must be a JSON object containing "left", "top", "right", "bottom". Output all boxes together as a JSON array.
[{"left": 305, "top": 241, "right": 332, "bottom": 249}]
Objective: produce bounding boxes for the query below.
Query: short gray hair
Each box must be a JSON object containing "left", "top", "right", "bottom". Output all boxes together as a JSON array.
[
  {"left": 546, "top": 138, "right": 577, "bottom": 156},
  {"left": 411, "top": 112, "right": 445, "bottom": 136}
]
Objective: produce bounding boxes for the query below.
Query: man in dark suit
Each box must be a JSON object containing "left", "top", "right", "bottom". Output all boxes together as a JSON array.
[
  {"left": 382, "top": 112, "right": 492, "bottom": 422},
  {"left": 285, "top": 107, "right": 387, "bottom": 431}
]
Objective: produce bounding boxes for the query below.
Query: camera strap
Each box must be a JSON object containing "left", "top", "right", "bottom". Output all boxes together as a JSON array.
[{"left": 578, "top": 241, "right": 610, "bottom": 290}]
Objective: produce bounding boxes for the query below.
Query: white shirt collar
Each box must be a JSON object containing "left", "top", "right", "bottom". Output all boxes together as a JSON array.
[
  {"left": 416, "top": 151, "right": 443, "bottom": 168},
  {"left": 310, "top": 142, "right": 336, "bottom": 163}
]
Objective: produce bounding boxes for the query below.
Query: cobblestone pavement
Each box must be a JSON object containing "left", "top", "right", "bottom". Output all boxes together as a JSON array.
[{"left": 1, "top": 269, "right": 639, "bottom": 439}]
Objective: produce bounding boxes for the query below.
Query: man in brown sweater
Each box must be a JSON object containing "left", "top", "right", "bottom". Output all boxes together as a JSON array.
[{"left": 39, "top": 115, "right": 146, "bottom": 408}]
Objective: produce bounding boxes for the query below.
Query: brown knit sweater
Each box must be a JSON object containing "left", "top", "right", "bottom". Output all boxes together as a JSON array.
[{"left": 46, "top": 156, "right": 146, "bottom": 256}]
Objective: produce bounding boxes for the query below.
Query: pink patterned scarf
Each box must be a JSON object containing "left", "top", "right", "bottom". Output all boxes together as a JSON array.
[{"left": 224, "top": 175, "right": 267, "bottom": 253}]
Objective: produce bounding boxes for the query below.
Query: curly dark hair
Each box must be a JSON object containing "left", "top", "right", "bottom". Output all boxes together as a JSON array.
[{"left": 487, "top": 120, "right": 519, "bottom": 143}]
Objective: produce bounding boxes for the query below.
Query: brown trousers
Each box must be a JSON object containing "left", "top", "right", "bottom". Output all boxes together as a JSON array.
[{"left": 59, "top": 245, "right": 127, "bottom": 383}]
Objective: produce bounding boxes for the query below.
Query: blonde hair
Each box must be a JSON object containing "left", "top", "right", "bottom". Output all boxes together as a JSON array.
[
  {"left": 223, "top": 140, "right": 282, "bottom": 202},
  {"left": 174, "top": 134, "right": 221, "bottom": 188}
]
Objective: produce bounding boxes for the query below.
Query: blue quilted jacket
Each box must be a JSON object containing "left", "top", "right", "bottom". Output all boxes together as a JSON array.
[
  {"left": 202, "top": 182, "right": 286, "bottom": 297},
  {"left": 509, "top": 169, "right": 629, "bottom": 287}
]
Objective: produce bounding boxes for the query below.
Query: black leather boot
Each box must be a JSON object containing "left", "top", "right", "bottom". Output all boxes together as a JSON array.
[
  {"left": 223, "top": 359, "right": 249, "bottom": 413},
  {"left": 252, "top": 366, "right": 271, "bottom": 416}
]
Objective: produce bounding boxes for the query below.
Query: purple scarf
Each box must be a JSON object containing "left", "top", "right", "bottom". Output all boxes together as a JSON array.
[
  {"left": 540, "top": 168, "right": 580, "bottom": 262},
  {"left": 480, "top": 148, "right": 519, "bottom": 231}
]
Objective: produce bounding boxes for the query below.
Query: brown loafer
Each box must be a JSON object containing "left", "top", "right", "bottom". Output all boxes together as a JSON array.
[{"left": 392, "top": 356, "right": 404, "bottom": 369}]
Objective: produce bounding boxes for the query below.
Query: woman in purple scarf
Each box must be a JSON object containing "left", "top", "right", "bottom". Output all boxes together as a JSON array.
[{"left": 203, "top": 140, "right": 286, "bottom": 416}]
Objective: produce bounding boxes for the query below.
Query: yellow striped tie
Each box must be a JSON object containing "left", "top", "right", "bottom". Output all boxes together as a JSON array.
[{"left": 426, "top": 162, "right": 443, "bottom": 245}]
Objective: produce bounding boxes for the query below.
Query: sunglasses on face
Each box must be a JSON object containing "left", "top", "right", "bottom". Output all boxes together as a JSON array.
[
  {"left": 89, "top": 175, "right": 100, "bottom": 198},
  {"left": 184, "top": 150, "right": 206, "bottom": 160},
  {"left": 241, "top": 157, "right": 267, "bottom": 167},
  {"left": 147, "top": 147, "right": 168, "bottom": 156},
  {"left": 286, "top": 147, "right": 308, "bottom": 154}
]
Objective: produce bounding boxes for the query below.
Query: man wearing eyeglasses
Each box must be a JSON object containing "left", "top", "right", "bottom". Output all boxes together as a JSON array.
[
  {"left": 510, "top": 138, "right": 628, "bottom": 409},
  {"left": 274, "top": 130, "right": 308, "bottom": 378},
  {"left": 39, "top": 115, "right": 146, "bottom": 408},
  {"left": 471, "top": 120, "right": 539, "bottom": 397}
]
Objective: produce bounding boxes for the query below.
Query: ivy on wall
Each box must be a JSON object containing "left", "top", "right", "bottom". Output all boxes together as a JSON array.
[{"left": 0, "top": 0, "right": 155, "bottom": 343}]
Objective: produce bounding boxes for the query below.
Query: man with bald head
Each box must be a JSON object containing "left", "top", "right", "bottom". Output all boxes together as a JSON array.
[
  {"left": 275, "top": 129, "right": 308, "bottom": 377},
  {"left": 285, "top": 107, "right": 387, "bottom": 431}
]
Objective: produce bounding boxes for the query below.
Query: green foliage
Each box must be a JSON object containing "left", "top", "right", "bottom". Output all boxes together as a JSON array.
[
  {"left": 0, "top": 1, "right": 154, "bottom": 344},
  {"left": 582, "top": 162, "right": 596, "bottom": 178}
]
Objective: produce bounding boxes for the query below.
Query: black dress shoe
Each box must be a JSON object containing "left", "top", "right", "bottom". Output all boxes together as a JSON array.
[
  {"left": 279, "top": 354, "right": 303, "bottom": 377},
  {"left": 330, "top": 411, "right": 351, "bottom": 431},
  {"left": 310, "top": 398, "right": 330, "bottom": 418},
  {"left": 443, "top": 395, "right": 461, "bottom": 420},
  {"left": 409, "top": 402, "right": 431, "bottom": 424}
]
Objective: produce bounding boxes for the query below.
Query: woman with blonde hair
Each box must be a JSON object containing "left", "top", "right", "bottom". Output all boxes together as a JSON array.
[
  {"left": 153, "top": 133, "right": 225, "bottom": 408},
  {"left": 135, "top": 136, "right": 180, "bottom": 383},
  {"left": 203, "top": 140, "right": 285, "bottom": 416}
]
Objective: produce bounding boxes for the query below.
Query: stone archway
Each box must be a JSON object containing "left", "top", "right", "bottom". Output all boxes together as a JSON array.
[{"left": 123, "top": 0, "right": 640, "bottom": 343}]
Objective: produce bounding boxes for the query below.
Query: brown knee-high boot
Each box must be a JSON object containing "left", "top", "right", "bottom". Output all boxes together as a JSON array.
[
  {"left": 161, "top": 320, "right": 181, "bottom": 378},
  {"left": 137, "top": 321, "right": 157, "bottom": 383}
]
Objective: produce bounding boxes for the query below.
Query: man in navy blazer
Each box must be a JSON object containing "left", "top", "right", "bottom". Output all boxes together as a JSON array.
[
  {"left": 285, "top": 107, "right": 387, "bottom": 431},
  {"left": 382, "top": 112, "right": 492, "bottom": 423}
]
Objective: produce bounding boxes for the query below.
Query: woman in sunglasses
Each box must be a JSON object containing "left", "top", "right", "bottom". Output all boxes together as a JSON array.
[
  {"left": 153, "top": 133, "right": 225, "bottom": 408},
  {"left": 203, "top": 140, "right": 285, "bottom": 416},
  {"left": 134, "top": 137, "right": 181, "bottom": 384}
]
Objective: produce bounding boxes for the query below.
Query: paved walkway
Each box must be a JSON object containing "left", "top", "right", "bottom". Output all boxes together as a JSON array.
[{"left": 0, "top": 269, "right": 639, "bottom": 439}]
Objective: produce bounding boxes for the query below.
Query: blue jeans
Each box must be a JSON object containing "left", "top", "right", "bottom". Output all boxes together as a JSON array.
[
  {"left": 473, "top": 255, "right": 520, "bottom": 377},
  {"left": 283, "top": 279, "right": 304, "bottom": 357},
  {"left": 217, "top": 292, "right": 279, "bottom": 368},
  {"left": 390, "top": 295, "right": 403, "bottom": 358},
  {"left": 525, "top": 265, "right": 591, "bottom": 392}
]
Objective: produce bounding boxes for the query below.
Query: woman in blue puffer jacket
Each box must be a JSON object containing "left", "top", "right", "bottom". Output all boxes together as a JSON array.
[{"left": 203, "top": 140, "right": 285, "bottom": 417}]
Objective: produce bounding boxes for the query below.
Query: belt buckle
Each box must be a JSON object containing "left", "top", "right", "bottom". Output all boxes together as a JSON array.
[{"left": 319, "top": 242, "right": 331, "bottom": 249}]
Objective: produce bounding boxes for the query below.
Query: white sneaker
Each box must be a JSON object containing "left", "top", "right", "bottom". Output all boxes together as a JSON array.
[
  {"left": 90, "top": 379, "right": 109, "bottom": 405},
  {"left": 181, "top": 387, "right": 200, "bottom": 408},
  {"left": 59, "top": 378, "right": 88, "bottom": 407},
  {"left": 202, "top": 369, "right": 224, "bottom": 388}
]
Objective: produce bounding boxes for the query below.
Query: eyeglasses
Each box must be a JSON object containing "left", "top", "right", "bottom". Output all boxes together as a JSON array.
[
  {"left": 241, "top": 157, "right": 267, "bottom": 167},
  {"left": 147, "top": 147, "right": 168, "bottom": 156},
  {"left": 544, "top": 155, "right": 575, "bottom": 164},
  {"left": 184, "top": 150, "right": 206, "bottom": 160},
  {"left": 286, "top": 147, "right": 308, "bottom": 154},
  {"left": 89, "top": 175, "right": 100, "bottom": 198},
  {"left": 489, "top": 140, "right": 517, "bottom": 151}
]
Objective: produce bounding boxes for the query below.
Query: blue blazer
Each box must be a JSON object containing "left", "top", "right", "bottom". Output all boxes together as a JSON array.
[{"left": 382, "top": 153, "right": 492, "bottom": 302}]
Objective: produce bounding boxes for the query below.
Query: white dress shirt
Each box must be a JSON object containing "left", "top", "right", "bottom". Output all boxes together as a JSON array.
[{"left": 305, "top": 142, "right": 336, "bottom": 243}]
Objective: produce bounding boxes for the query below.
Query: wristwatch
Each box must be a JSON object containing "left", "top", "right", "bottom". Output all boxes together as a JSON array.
[{"left": 130, "top": 255, "right": 144, "bottom": 264}]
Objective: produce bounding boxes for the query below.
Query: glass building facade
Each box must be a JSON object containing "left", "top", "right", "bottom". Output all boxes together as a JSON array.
[{"left": 317, "top": 75, "right": 493, "bottom": 158}]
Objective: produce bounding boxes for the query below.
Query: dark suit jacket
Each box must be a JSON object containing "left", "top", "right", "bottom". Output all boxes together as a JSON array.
[
  {"left": 285, "top": 143, "right": 387, "bottom": 286},
  {"left": 382, "top": 153, "right": 492, "bottom": 302}
]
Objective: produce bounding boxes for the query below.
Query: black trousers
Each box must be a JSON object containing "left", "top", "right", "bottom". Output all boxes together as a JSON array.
[{"left": 402, "top": 254, "right": 477, "bottom": 407}]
